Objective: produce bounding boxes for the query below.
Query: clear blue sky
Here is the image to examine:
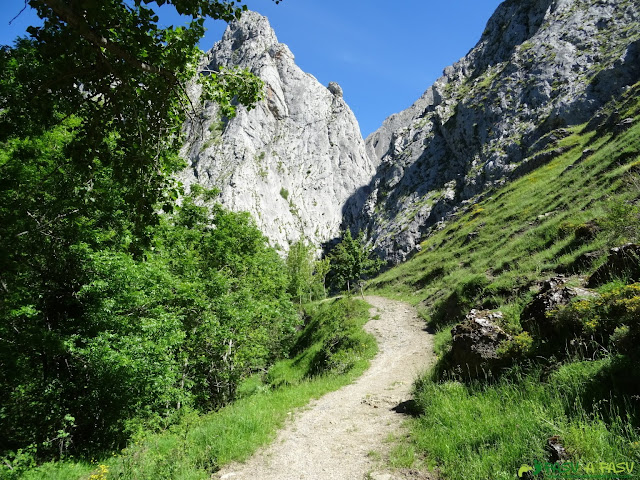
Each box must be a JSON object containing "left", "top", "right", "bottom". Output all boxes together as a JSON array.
[{"left": 1, "top": 0, "right": 503, "bottom": 137}]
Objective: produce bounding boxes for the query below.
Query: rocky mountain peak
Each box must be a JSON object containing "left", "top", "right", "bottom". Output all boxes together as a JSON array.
[
  {"left": 227, "top": 10, "right": 279, "bottom": 45},
  {"left": 207, "top": 11, "right": 283, "bottom": 69},
  {"left": 180, "top": 12, "right": 377, "bottom": 252}
]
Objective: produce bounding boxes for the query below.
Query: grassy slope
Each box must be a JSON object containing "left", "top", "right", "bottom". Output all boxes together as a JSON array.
[
  {"left": 369, "top": 84, "right": 640, "bottom": 479},
  {"left": 16, "top": 298, "right": 376, "bottom": 480},
  {"left": 373, "top": 86, "right": 640, "bottom": 323}
]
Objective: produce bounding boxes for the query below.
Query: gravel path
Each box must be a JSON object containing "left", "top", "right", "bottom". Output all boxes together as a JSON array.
[{"left": 213, "top": 296, "right": 435, "bottom": 480}]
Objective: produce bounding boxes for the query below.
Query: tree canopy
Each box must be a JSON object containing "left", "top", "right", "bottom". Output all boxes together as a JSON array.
[
  {"left": 2, "top": 0, "right": 265, "bottom": 243},
  {"left": 328, "top": 230, "right": 382, "bottom": 294}
]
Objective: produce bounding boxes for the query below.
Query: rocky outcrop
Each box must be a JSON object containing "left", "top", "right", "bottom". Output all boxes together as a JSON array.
[
  {"left": 449, "top": 309, "right": 510, "bottom": 375},
  {"left": 180, "top": 12, "right": 377, "bottom": 252},
  {"left": 346, "top": 0, "right": 640, "bottom": 263},
  {"left": 547, "top": 436, "right": 570, "bottom": 462},
  {"left": 520, "top": 277, "right": 598, "bottom": 335}
]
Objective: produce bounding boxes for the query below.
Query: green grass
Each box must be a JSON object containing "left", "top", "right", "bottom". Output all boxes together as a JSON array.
[
  {"left": 366, "top": 83, "right": 640, "bottom": 478},
  {"left": 16, "top": 298, "right": 377, "bottom": 480},
  {"left": 409, "top": 361, "right": 640, "bottom": 480},
  {"left": 18, "top": 462, "right": 96, "bottom": 480}
]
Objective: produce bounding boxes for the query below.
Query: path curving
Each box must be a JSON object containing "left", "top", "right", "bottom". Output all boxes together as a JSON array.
[{"left": 213, "top": 296, "right": 435, "bottom": 480}]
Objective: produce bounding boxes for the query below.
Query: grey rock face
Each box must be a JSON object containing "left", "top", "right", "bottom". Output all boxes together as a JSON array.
[
  {"left": 348, "top": 0, "right": 640, "bottom": 264},
  {"left": 180, "top": 12, "right": 377, "bottom": 252}
]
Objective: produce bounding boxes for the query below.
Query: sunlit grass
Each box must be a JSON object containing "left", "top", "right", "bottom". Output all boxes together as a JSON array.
[
  {"left": 367, "top": 85, "right": 640, "bottom": 478},
  {"left": 408, "top": 361, "right": 640, "bottom": 480}
]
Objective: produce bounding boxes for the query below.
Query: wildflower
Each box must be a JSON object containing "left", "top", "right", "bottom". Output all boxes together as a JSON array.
[{"left": 89, "top": 464, "right": 109, "bottom": 480}]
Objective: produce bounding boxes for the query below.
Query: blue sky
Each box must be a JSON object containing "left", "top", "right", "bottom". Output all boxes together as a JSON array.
[{"left": 1, "top": 0, "right": 503, "bottom": 137}]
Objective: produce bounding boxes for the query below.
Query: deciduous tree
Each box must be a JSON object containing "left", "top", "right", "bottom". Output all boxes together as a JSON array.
[
  {"left": 328, "top": 230, "right": 381, "bottom": 295},
  {"left": 286, "top": 240, "right": 315, "bottom": 304},
  {"left": 2, "top": 0, "right": 266, "bottom": 242},
  {"left": 0, "top": 0, "right": 293, "bottom": 462}
]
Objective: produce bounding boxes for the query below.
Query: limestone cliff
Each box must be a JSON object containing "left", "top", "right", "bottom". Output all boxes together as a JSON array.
[
  {"left": 347, "top": 0, "right": 640, "bottom": 263},
  {"left": 180, "top": 12, "right": 376, "bottom": 252}
]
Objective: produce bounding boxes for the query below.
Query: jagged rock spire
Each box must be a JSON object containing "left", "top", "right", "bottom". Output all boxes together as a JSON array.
[{"left": 180, "top": 11, "right": 378, "bottom": 251}]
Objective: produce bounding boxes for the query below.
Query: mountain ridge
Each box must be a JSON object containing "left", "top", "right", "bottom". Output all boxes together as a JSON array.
[{"left": 350, "top": 0, "right": 640, "bottom": 263}]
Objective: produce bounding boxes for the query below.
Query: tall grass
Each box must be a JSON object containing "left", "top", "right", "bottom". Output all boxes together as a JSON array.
[{"left": 409, "top": 361, "right": 640, "bottom": 480}]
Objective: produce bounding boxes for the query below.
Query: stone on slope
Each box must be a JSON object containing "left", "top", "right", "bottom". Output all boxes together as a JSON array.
[
  {"left": 587, "top": 244, "right": 640, "bottom": 287},
  {"left": 450, "top": 309, "right": 510, "bottom": 376},
  {"left": 520, "top": 277, "right": 598, "bottom": 336}
]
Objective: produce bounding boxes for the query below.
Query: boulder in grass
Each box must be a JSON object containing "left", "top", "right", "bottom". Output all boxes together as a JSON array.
[
  {"left": 450, "top": 309, "right": 510, "bottom": 375},
  {"left": 547, "top": 435, "right": 569, "bottom": 462},
  {"left": 520, "top": 277, "right": 597, "bottom": 336}
]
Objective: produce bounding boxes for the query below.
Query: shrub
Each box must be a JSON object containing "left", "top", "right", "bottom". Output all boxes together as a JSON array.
[
  {"left": 497, "top": 331, "right": 534, "bottom": 359},
  {"left": 0, "top": 192, "right": 299, "bottom": 458},
  {"left": 302, "top": 299, "right": 375, "bottom": 377},
  {"left": 554, "top": 283, "right": 640, "bottom": 356}
]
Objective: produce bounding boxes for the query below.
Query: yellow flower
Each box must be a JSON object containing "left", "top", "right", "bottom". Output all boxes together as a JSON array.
[
  {"left": 88, "top": 464, "right": 109, "bottom": 480},
  {"left": 584, "top": 317, "right": 599, "bottom": 332}
]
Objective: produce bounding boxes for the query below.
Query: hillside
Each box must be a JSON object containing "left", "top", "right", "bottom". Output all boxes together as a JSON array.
[
  {"left": 347, "top": 0, "right": 640, "bottom": 263},
  {"left": 370, "top": 81, "right": 640, "bottom": 316},
  {"left": 368, "top": 81, "right": 640, "bottom": 478}
]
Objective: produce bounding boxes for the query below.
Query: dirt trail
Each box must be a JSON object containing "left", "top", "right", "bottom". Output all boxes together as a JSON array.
[{"left": 214, "top": 296, "right": 435, "bottom": 480}]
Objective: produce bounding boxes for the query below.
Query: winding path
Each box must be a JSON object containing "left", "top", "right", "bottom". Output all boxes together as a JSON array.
[{"left": 214, "top": 296, "right": 435, "bottom": 480}]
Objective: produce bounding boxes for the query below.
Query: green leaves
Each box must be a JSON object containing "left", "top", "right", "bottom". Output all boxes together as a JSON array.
[
  {"left": 286, "top": 240, "right": 316, "bottom": 304},
  {"left": 201, "top": 66, "right": 264, "bottom": 119},
  {"left": 1, "top": 179, "right": 298, "bottom": 455},
  {"left": 0, "top": 0, "right": 286, "bottom": 462},
  {"left": 3, "top": 1, "right": 265, "bottom": 239},
  {"left": 328, "top": 230, "right": 382, "bottom": 294},
  {"left": 153, "top": 193, "right": 298, "bottom": 409}
]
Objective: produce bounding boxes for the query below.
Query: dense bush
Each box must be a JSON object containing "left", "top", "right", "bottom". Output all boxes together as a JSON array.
[
  {"left": 553, "top": 283, "right": 640, "bottom": 356},
  {"left": 0, "top": 11, "right": 275, "bottom": 472},
  {"left": 265, "top": 297, "right": 376, "bottom": 388},
  {"left": 0, "top": 123, "right": 298, "bottom": 460},
  {"left": 285, "top": 239, "right": 329, "bottom": 304},
  {"left": 306, "top": 299, "right": 375, "bottom": 376}
]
